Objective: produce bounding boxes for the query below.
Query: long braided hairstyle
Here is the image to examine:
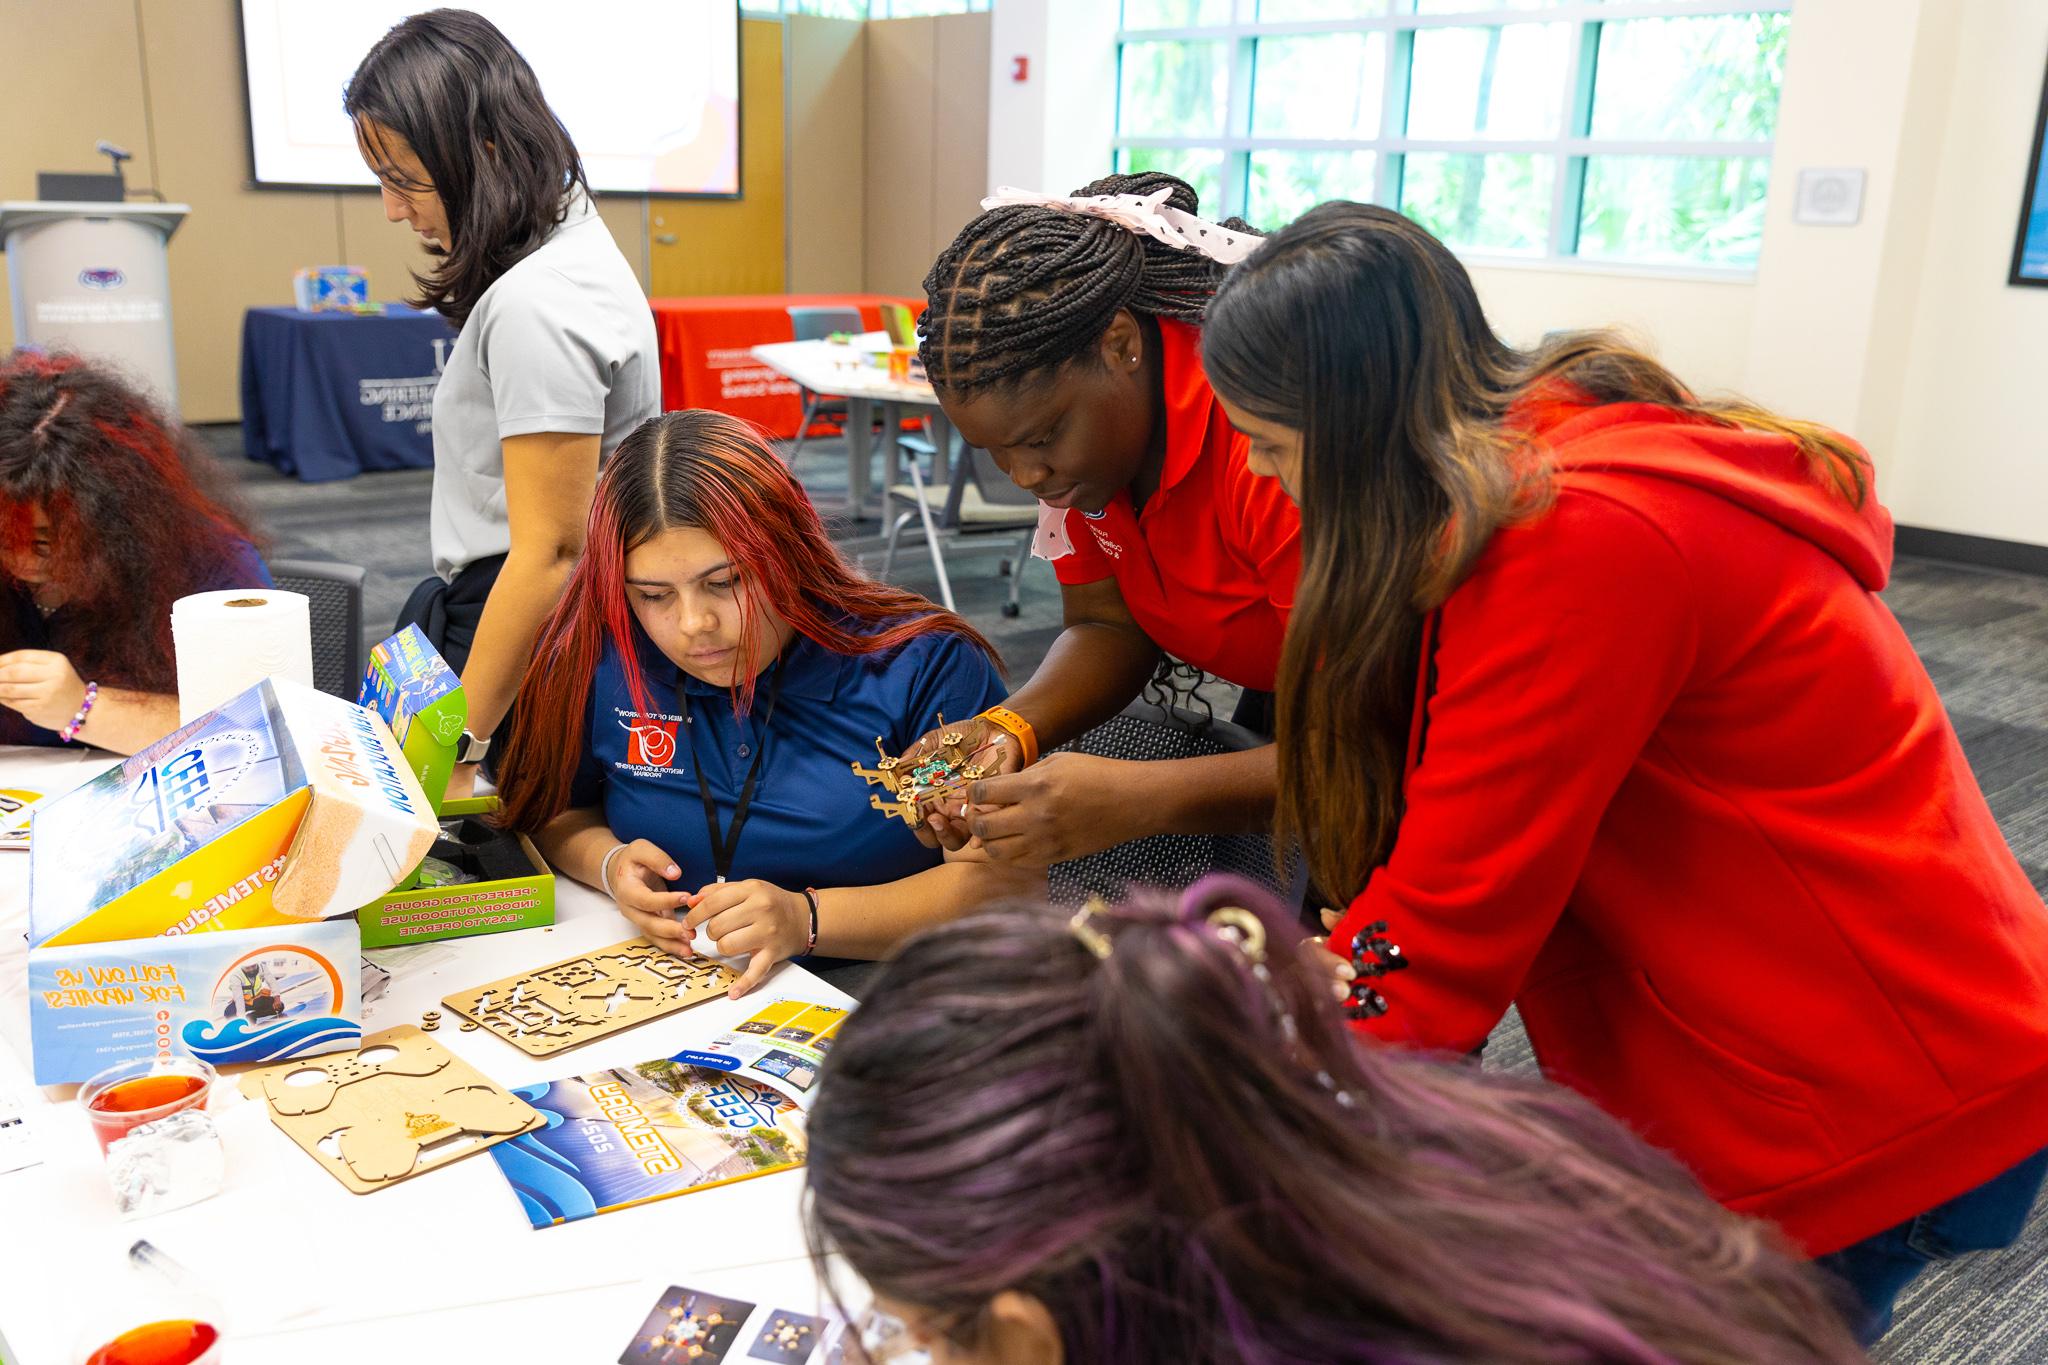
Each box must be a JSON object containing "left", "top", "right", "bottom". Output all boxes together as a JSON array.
[
  {"left": 919, "top": 172, "right": 1256, "bottom": 393},
  {"left": 923, "top": 174, "right": 1259, "bottom": 712}
]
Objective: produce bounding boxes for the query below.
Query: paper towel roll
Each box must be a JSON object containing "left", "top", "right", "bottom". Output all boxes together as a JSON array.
[{"left": 172, "top": 590, "right": 315, "bottom": 723}]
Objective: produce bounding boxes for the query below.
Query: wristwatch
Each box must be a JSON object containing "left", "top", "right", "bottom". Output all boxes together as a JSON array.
[{"left": 455, "top": 729, "right": 491, "bottom": 765}]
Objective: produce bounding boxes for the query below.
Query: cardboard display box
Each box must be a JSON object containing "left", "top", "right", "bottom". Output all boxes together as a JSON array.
[
  {"left": 28, "top": 919, "right": 362, "bottom": 1085},
  {"left": 356, "top": 628, "right": 555, "bottom": 947},
  {"left": 359, "top": 624, "right": 465, "bottom": 823},
  {"left": 357, "top": 811, "right": 555, "bottom": 949},
  {"left": 29, "top": 678, "right": 438, "bottom": 947},
  {"left": 22, "top": 678, "right": 435, "bottom": 1082}
]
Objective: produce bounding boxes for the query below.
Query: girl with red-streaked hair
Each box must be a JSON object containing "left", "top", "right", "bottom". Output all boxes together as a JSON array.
[
  {"left": 0, "top": 352, "right": 273, "bottom": 754},
  {"left": 495, "top": 410, "right": 1032, "bottom": 996}
]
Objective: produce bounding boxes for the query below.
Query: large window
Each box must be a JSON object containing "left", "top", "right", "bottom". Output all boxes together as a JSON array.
[{"left": 1116, "top": 0, "right": 1790, "bottom": 271}]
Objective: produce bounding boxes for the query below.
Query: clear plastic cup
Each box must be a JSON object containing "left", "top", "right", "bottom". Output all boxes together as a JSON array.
[
  {"left": 79, "top": 1056, "right": 215, "bottom": 1155},
  {"left": 72, "top": 1241, "right": 226, "bottom": 1365}
]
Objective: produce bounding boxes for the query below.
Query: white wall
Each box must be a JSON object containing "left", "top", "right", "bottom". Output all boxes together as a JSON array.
[
  {"left": 1469, "top": 265, "right": 1758, "bottom": 398},
  {"left": 1887, "top": 0, "right": 2048, "bottom": 547},
  {"left": 986, "top": 0, "right": 1116, "bottom": 197},
  {"left": 986, "top": 0, "right": 1048, "bottom": 193}
]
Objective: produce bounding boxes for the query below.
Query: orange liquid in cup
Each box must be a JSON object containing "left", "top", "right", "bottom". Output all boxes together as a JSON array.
[
  {"left": 85, "top": 1073, "right": 209, "bottom": 1153},
  {"left": 84, "top": 1319, "right": 219, "bottom": 1365}
]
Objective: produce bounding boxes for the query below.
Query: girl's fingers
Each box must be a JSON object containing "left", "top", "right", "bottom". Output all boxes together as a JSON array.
[
  {"left": 625, "top": 839, "right": 680, "bottom": 881},
  {"left": 620, "top": 903, "right": 689, "bottom": 944},
  {"left": 729, "top": 948, "right": 780, "bottom": 998}
]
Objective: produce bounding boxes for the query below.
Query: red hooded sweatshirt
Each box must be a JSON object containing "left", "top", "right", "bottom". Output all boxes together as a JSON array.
[{"left": 1337, "top": 394, "right": 2048, "bottom": 1256}]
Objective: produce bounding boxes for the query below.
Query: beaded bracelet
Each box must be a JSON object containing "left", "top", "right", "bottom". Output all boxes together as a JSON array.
[{"left": 59, "top": 681, "right": 98, "bottom": 744}]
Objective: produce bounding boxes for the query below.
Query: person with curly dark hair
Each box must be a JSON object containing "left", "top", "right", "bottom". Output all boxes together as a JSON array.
[
  {"left": 347, "top": 8, "right": 658, "bottom": 795},
  {"left": 891, "top": 172, "right": 1299, "bottom": 871},
  {"left": 0, "top": 352, "right": 272, "bottom": 753}
]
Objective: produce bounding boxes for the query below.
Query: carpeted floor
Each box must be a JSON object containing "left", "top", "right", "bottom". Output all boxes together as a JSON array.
[{"left": 210, "top": 428, "right": 2047, "bottom": 1361}]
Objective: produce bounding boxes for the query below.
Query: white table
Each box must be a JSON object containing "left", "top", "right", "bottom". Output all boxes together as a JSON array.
[
  {"left": 0, "top": 746, "right": 853, "bottom": 1364},
  {"left": 750, "top": 332, "right": 954, "bottom": 519}
]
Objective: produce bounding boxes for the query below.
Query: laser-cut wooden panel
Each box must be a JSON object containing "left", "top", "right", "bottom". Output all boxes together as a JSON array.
[{"left": 440, "top": 938, "right": 737, "bottom": 1058}]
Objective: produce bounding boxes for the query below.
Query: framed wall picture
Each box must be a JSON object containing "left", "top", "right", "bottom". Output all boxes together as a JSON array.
[{"left": 2009, "top": 50, "right": 2048, "bottom": 286}]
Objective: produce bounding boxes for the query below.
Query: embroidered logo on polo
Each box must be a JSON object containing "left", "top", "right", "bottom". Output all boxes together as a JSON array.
[
  {"left": 1086, "top": 523, "right": 1124, "bottom": 560},
  {"left": 617, "top": 712, "right": 681, "bottom": 773}
]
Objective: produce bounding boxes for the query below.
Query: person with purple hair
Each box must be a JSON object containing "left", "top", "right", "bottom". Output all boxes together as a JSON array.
[{"left": 803, "top": 879, "right": 1866, "bottom": 1365}]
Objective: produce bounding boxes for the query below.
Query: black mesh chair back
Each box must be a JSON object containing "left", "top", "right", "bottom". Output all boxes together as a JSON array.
[
  {"left": 788, "top": 305, "right": 864, "bottom": 342},
  {"left": 969, "top": 445, "right": 1038, "bottom": 507},
  {"left": 1047, "top": 699, "right": 1301, "bottom": 906},
  {"left": 268, "top": 559, "right": 367, "bottom": 700},
  {"left": 785, "top": 306, "right": 869, "bottom": 464}
]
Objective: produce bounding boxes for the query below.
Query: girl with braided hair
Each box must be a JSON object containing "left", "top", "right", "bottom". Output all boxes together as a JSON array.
[
  {"left": 896, "top": 172, "right": 1299, "bottom": 869},
  {"left": 0, "top": 352, "right": 273, "bottom": 754},
  {"left": 805, "top": 878, "right": 1867, "bottom": 1364}
]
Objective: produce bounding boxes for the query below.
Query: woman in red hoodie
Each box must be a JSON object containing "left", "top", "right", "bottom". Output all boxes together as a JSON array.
[{"left": 1202, "top": 202, "right": 2048, "bottom": 1342}]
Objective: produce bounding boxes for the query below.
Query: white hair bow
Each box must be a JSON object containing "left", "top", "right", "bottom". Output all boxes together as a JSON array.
[
  {"left": 1031, "top": 502, "right": 1076, "bottom": 563},
  {"left": 981, "top": 185, "right": 1260, "bottom": 265}
]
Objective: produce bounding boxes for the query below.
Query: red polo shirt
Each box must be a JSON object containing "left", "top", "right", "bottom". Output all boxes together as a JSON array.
[{"left": 1048, "top": 319, "right": 1300, "bottom": 693}]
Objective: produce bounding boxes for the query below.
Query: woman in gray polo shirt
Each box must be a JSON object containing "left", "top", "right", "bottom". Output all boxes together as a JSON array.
[{"left": 346, "top": 10, "right": 658, "bottom": 783}]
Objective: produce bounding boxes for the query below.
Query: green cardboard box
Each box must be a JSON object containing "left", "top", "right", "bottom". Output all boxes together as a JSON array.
[
  {"left": 358, "top": 624, "right": 466, "bottom": 830},
  {"left": 355, "top": 627, "right": 555, "bottom": 947},
  {"left": 357, "top": 804, "right": 555, "bottom": 948}
]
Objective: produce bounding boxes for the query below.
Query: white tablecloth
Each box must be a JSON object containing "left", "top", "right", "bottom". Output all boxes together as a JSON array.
[
  {"left": 0, "top": 746, "right": 850, "bottom": 1364},
  {"left": 749, "top": 331, "right": 937, "bottom": 406}
]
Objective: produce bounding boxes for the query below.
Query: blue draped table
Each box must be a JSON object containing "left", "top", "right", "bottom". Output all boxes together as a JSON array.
[{"left": 239, "top": 304, "right": 455, "bottom": 482}]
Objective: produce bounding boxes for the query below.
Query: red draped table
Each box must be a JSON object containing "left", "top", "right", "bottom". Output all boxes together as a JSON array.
[{"left": 650, "top": 293, "right": 920, "bottom": 437}]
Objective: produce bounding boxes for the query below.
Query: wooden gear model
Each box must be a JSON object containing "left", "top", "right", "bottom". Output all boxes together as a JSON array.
[
  {"left": 441, "top": 939, "right": 737, "bottom": 1058},
  {"left": 850, "top": 716, "right": 992, "bottom": 827},
  {"left": 238, "top": 1025, "right": 544, "bottom": 1194}
]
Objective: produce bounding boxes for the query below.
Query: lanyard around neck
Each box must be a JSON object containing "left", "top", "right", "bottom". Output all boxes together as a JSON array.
[{"left": 683, "top": 661, "right": 786, "bottom": 884}]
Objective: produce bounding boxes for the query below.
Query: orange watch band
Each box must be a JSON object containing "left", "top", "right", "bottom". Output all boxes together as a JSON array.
[{"left": 978, "top": 705, "right": 1038, "bottom": 767}]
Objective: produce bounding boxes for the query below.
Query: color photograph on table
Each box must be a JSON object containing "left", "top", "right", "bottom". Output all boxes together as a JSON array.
[
  {"left": 206, "top": 946, "right": 341, "bottom": 1025},
  {"left": 494, "top": 1061, "right": 804, "bottom": 1229},
  {"left": 748, "top": 1309, "right": 825, "bottom": 1362},
  {"left": 621, "top": 1287, "right": 756, "bottom": 1365}
]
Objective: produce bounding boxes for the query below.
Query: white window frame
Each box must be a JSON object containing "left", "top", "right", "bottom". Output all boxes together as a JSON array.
[{"left": 1115, "top": 0, "right": 1793, "bottom": 279}]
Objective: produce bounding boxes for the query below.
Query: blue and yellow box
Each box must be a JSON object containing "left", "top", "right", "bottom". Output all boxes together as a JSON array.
[
  {"left": 292, "top": 265, "right": 371, "bottom": 312},
  {"left": 28, "top": 678, "right": 438, "bottom": 947},
  {"left": 359, "top": 623, "right": 466, "bottom": 817},
  {"left": 21, "top": 678, "right": 436, "bottom": 1082},
  {"left": 355, "top": 627, "right": 556, "bottom": 948}
]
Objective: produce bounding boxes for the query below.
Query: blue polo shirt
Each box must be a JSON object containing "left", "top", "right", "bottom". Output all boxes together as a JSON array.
[{"left": 570, "top": 619, "right": 1006, "bottom": 891}]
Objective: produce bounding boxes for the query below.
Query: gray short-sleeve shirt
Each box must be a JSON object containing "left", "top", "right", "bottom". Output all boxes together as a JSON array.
[{"left": 428, "top": 195, "right": 659, "bottom": 579}]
